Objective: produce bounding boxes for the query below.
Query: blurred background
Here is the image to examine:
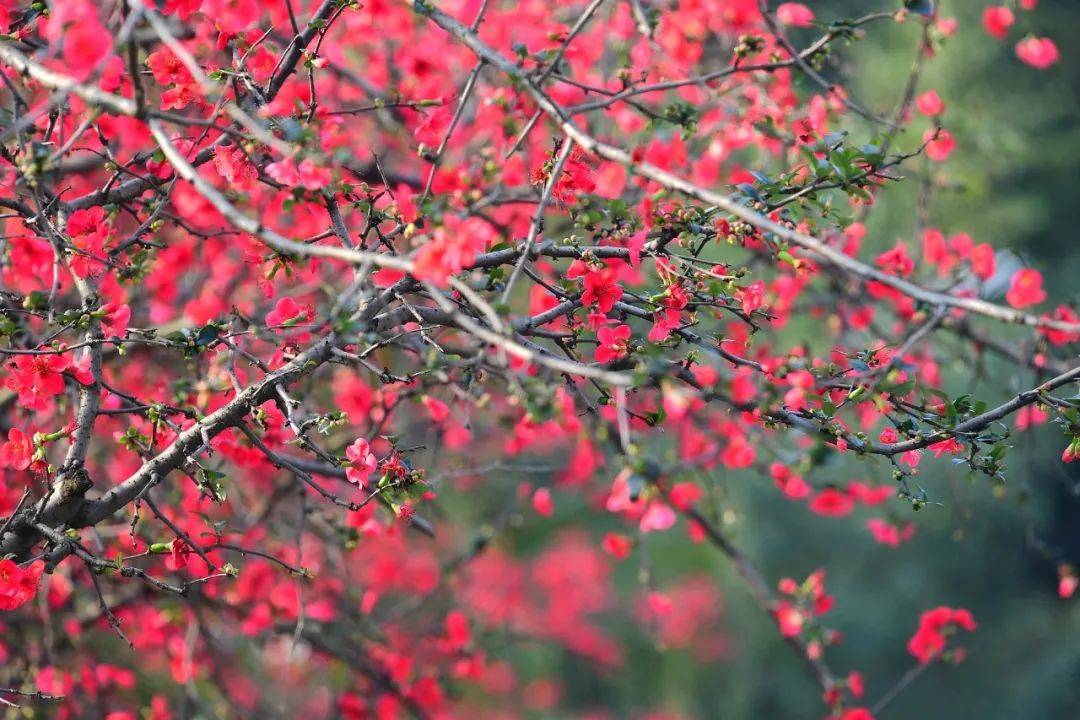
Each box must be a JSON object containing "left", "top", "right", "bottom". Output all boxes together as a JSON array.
[{"left": 444, "top": 1, "right": 1080, "bottom": 717}]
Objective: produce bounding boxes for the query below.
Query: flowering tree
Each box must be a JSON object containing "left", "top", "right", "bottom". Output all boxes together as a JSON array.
[{"left": 0, "top": 0, "right": 1074, "bottom": 717}]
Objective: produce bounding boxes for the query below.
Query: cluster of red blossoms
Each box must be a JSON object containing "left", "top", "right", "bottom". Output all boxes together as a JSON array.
[
  {"left": 776, "top": 569, "right": 835, "bottom": 643},
  {"left": 982, "top": 3, "right": 1060, "bottom": 69},
  {"left": 906, "top": 606, "right": 978, "bottom": 665},
  {"left": 4, "top": 353, "right": 92, "bottom": 412},
  {"left": 0, "top": 0, "right": 1074, "bottom": 717}
]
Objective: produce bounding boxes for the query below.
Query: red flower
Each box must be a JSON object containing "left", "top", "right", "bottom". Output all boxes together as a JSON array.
[
  {"left": 1016, "top": 404, "right": 1048, "bottom": 431},
  {"left": 203, "top": 0, "right": 260, "bottom": 34},
  {"left": 0, "top": 428, "right": 33, "bottom": 470},
  {"left": 1040, "top": 306, "right": 1080, "bottom": 346},
  {"left": 922, "top": 228, "right": 953, "bottom": 273},
  {"left": 533, "top": 147, "right": 596, "bottom": 203},
  {"left": 924, "top": 129, "right": 955, "bottom": 162},
  {"left": 413, "top": 221, "right": 488, "bottom": 288},
  {"left": 875, "top": 242, "right": 915, "bottom": 277},
  {"left": 6, "top": 354, "right": 69, "bottom": 410},
  {"left": 0, "top": 559, "right": 43, "bottom": 611},
  {"left": 67, "top": 206, "right": 109, "bottom": 238},
  {"left": 771, "top": 463, "right": 811, "bottom": 500},
  {"left": 839, "top": 709, "right": 876, "bottom": 720},
  {"left": 601, "top": 532, "right": 633, "bottom": 560},
  {"left": 721, "top": 434, "right": 756, "bottom": 469},
  {"left": 606, "top": 472, "right": 639, "bottom": 513},
  {"left": 265, "top": 158, "right": 299, "bottom": 187},
  {"left": 647, "top": 308, "right": 682, "bottom": 342},
  {"left": 162, "top": 0, "right": 202, "bottom": 20},
  {"left": 265, "top": 157, "right": 330, "bottom": 190},
  {"left": 581, "top": 270, "right": 623, "bottom": 313},
  {"left": 62, "top": 19, "right": 113, "bottom": 77},
  {"left": 867, "top": 518, "right": 915, "bottom": 547},
  {"left": 147, "top": 48, "right": 192, "bottom": 86},
  {"left": 345, "top": 438, "right": 378, "bottom": 487},
  {"left": 70, "top": 234, "right": 108, "bottom": 279},
  {"left": 161, "top": 83, "right": 201, "bottom": 111},
  {"left": 929, "top": 437, "right": 963, "bottom": 457},
  {"left": 170, "top": 538, "right": 192, "bottom": 570},
  {"left": 848, "top": 482, "right": 892, "bottom": 506},
  {"left": 100, "top": 302, "right": 131, "bottom": 340},
  {"left": 531, "top": 487, "right": 554, "bottom": 517},
  {"left": 68, "top": 354, "right": 94, "bottom": 386},
  {"left": 295, "top": 159, "right": 332, "bottom": 189},
  {"left": 668, "top": 482, "right": 703, "bottom": 510},
  {"left": 1005, "top": 268, "right": 1046, "bottom": 308},
  {"left": 982, "top": 7, "right": 1015, "bottom": 40},
  {"left": 265, "top": 296, "right": 307, "bottom": 328},
  {"left": 213, "top": 146, "right": 258, "bottom": 186},
  {"left": 907, "top": 606, "right": 976, "bottom": 664},
  {"left": 848, "top": 671, "right": 865, "bottom": 699},
  {"left": 915, "top": 90, "right": 945, "bottom": 117},
  {"left": 67, "top": 207, "right": 111, "bottom": 278},
  {"left": 1059, "top": 565, "right": 1077, "bottom": 599},
  {"left": 736, "top": 280, "right": 766, "bottom": 315},
  {"left": 809, "top": 488, "right": 855, "bottom": 517},
  {"left": 969, "top": 243, "right": 996, "bottom": 280},
  {"left": 776, "top": 3, "right": 814, "bottom": 27},
  {"left": 1015, "top": 37, "right": 1059, "bottom": 69},
  {"left": 595, "top": 324, "right": 631, "bottom": 363},
  {"left": 421, "top": 395, "right": 450, "bottom": 423},
  {"left": 639, "top": 502, "right": 676, "bottom": 533},
  {"left": 775, "top": 601, "right": 805, "bottom": 637}
]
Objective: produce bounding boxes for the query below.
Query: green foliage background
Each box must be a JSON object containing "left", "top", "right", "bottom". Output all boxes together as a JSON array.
[{"left": 458, "top": 2, "right": 1080, "bottom": 717}]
